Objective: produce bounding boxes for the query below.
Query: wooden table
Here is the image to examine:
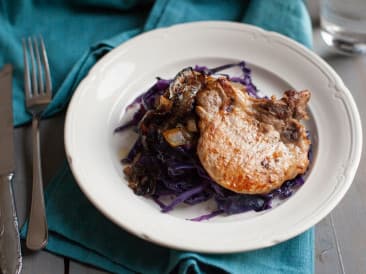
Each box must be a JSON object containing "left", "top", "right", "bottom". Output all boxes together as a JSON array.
[{"left": 12, "top": 26, "right": 366, "bottom": 274}]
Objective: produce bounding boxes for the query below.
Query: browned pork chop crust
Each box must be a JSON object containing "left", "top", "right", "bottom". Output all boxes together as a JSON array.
[{"left": 196, "top": 77, "right": 311, "bottom": 194}]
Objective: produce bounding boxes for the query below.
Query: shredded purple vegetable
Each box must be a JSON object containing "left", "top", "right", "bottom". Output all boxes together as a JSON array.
[
  {"left": 115, "top": 62, "right": 258, "bottom": 134},
  {"left": 116, "top": 61, "right": 309, "bottom": 221},
  {"left": 194, "top": 61, "right": 258, "bottom": 97},
  {"left": 189, "top": 210, "right": 224, "bottom": 222}
]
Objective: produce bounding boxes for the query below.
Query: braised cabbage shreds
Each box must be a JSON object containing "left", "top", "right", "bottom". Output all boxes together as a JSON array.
[{"left": 115, "top": 62, "right": 306, "bottom": 221}]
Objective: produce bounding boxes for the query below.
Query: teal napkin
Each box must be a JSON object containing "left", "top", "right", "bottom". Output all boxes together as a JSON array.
[
  {"left": 0, "top": 0, "right": 312, "bottom": 126},
  {"left": 0, "top": 0, "right": 314, "bottom": 273}
]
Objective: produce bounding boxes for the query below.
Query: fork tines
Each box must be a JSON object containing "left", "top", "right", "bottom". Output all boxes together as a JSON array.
[{"left": 22, "top": 36, "right": 52, "bottom": 102}]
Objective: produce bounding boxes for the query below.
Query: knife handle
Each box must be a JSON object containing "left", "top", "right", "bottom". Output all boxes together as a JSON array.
[
  {"left": 0, "top": 174, "right": 22, "bottom": 274},
  {"left": 26, "top": 116, "right": 48, "bottom": 250}
]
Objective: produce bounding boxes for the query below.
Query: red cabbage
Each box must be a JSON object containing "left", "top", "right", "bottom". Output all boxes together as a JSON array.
[
  {"left": 194, "top": 61, "right": 259, "bottom": 97},
  {"left": 189, "top": 210, "right": 224, "bottom": 222},
  {"left": 114, "top": 79, "right": 170, "bottom": 133},
  {"left": 116, "top": 62, "right": 309, "bottom": 221},
  {"left": 121, "top": 137, "right": 143, "bottom": 164},
  {"left": 161, "top": 182, "right": 209, "bottom": 213}
]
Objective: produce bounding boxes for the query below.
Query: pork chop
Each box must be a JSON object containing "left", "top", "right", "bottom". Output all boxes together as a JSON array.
[{"left": 196, "top": 77, "right": 311, "bottom": 194}]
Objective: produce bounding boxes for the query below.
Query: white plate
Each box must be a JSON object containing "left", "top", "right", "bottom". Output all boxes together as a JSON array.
[{"left": 65, "top": 22, "right": 362, "bottom": 253}]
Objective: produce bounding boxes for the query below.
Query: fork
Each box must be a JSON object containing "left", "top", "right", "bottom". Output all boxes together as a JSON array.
[{"left": 22, "top": 36, "right": 52, "bottom": 250}]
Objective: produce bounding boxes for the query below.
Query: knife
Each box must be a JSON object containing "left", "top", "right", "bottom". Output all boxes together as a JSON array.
[{"left": 0, "top": 64, "right": 22, "bottom": 274}]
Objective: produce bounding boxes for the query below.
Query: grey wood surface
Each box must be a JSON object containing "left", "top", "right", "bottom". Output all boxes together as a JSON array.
[
  {"left": 313, "top": 28, "right": 366, "bottom": 274},
  {"left": 21, "top": 251, "right": 64, "bottom": 274},
  {"left": 12, "top": 114, "right": 70, "bottom": 274},
  {"left": 315, "top": 215, "right": 343, "bottom": 274},
  {"left": 69, "top": 261, "right": 110, "bottom": 274},
  {"left": 10, "top": 17, "right": 366, "bottom": 274}
]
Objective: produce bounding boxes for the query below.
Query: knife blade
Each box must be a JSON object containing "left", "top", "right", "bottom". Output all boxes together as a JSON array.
[{"left": 0, "top": 64, "right": 22, "bottom": 274}]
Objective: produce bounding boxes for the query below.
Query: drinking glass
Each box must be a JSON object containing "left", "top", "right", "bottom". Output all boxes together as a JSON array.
[{"left": 320, "top": 0, "right": 366, "bottom": 54}]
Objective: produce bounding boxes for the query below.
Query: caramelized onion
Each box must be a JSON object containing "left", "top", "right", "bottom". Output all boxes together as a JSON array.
[{"left": 162, "top": 128, "right": 191, "bottom": 147}]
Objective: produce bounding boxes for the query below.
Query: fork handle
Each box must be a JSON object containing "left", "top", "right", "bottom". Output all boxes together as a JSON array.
[{"left": 26, "top": 115, "right": 48, "bottom": 250}]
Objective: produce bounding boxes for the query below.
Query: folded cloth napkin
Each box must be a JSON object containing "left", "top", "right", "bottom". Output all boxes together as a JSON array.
[{"left": 0, "top": 0, "right": 314, "bottom": 273}]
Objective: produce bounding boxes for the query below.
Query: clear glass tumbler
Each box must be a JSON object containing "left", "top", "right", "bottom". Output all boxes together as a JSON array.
[{"left": 320, "top": 0, "right": 366, "bottom": 54}]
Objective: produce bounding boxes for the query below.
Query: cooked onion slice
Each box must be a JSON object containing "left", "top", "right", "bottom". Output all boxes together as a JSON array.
[{"left": 162, "top": 128, "right": 191, "bottom": 147}]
